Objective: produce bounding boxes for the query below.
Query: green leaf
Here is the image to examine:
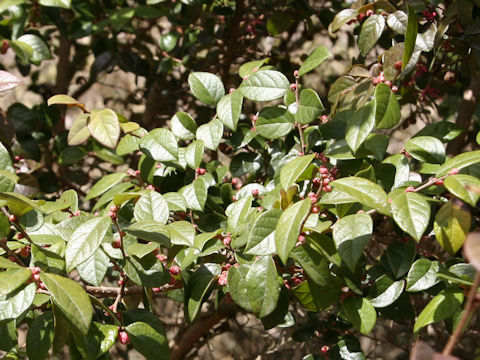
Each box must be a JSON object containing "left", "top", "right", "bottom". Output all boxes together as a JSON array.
[
  {"left": 435, "top": 150, "right": 480, "bottom": 177},
  {"left": 65, "top": 216, "right": 111, "bottom": 272},
  {"left": 380, "top": 240, "right": 415, "bottom": 278},
  {"left": 390, "top": 190, "right": 430, "bottom": 242},
  {"left": 73, "top": 321, "right": 119, "bottom": 359},
  {"left": 123, "top": 254, "right": 170, "bottom": 287},
  {"left": 434, "top": 200, "right": 471, "bottom": 255},
  {"left": 280, "top": 154, "right": 315, "bottom": 191},
  {"left": 255, "top": 106, "right": 294, "bottom": 139},
  {"left": 298, "top": 46, "right": 332, "bottom": 76},
  {"left": 16, "top": 34, "right": 52, "bottom": 65},
  {"left": 185, "top": 140, "right": 204, "bottom": 170},
  {"left": 406, "top": 259, "right": 439, "bottom": 292},
  {"left": 126, "top": 243, "right": 158, "bottom": 258},
  {"left": 125, "top": 321, "right": 170, "bottom": 360},
  {"left": 140, "top": 128, "right": 178, "bottom": 162},
  {"left": 403, "top": 6, "right": 418, "bottom": 69},
  {"left": 47, "top": 94, "right": 82, "bottom": 106},
  {"left": 0, "top": 0, "right": 25, "bottom": 14},
  {"left": 26, "top": 312, "right": 54, "bottom": 360},
  {"left": 217, "top": 91, "right": 243, "bottom": 131},
  {"left": 328, "top": 9, "right": 358, "bottom": 35},
  {"left": 125, "top": 221, "right": 170, "bottom": 247},
  {"left": 116, "top": 128, "right": 147, "bottom": 156},
  {"left": 67, "top": 113, "right": 90, "bottom": 146},
  {"left": 186, "top": 263, "right": 221, "bottom": 322},
  {"left": 158, "top": 32, "right": 179, "bottom": 52},
  {"left": 0, "top": 192, "right": 44, "bottom": 216},
  {"left": 228, "top": 256, "right": 280, "bottom": 318},
  {"left": 0, "top": 70, "right": 23, "bottom": 93},
  {"left": 179, "top": 177, "right": 208, "bottom": 211},
  {"left": 0, "top": 268, "right": 32, "bottom": 297},
  {"left": 40, "top": 273, "right": 92, "bottom": 335},
  {"left": 383, "top": 154, "right": 410, "bottom": 189},
  {"left": 31, "top": 244, "right": 65, "bottom": 274},
  {"left": 415, "top": 121, "right": 463, "bottom": 142},
  {"left": 266, "top": 12, "right": 294, "bottom": 35},
  {"left": 10, "top": 40, "right": 33, "bottom": 64},
  {"left": 341, "top": 297, "right": 377, "bottom": 334},
  {"left": 295, "top": 89, "right": 324, "bottom": 124},
  {"left": 328, "top": 76, "right": 356, "bottom": 104},
  {"left": 358, "top": 15, "right": 385, "bottom": 56},
  {"left": 245, "top": 209, "right": 282, "bottom": 255},
  {"left": 0, "top": 283, "right": 36, "bottom": 321},
  {"left": 328, "top": 177, "right": 390, "bottom": 215},
  {"left": 225, "top": 195, "right": 252, "bottom": 232},
  {"left": 134, "top": 191, "right": 169, "bottom": 224},
  {"left": 292, "top": 278, "right": 342, "bottom": 311},
  {"left": 86, "top": 173, "right": 127, "bottom": 200},
  {"left": 444, "top": 174, "right": 480, "bottom": 206},
  {"left": 196, "top": 118, "right": 223, "bottom": 151},
  {"left": 405, "top": 136, "right": 445, "bottom": 164},
  {"left": 88, "top": 109, "right": 120, "bottom": 149},
  {"left": 346, "top": 101, "right": 375, "bottom": 153},
  {"left": 333, "top": 213, "right": 372, "bottom": 272},
  {"left": 163, "top": 192, "right": 186, "bottom": 212},
  {"left": 92, "top": 182, "right": 133, "bottom": 212},
  {"left": 188, "top": 72, "right": 224, "bottom": 106},
  {"left": 77, "top": 249, "right": 109, "bottom": 286},
  {"left": 291, "top": 243, "right": 330, "bottom": 286},
  {"left": 387, "top": 10, "right": 407, "bottom": 34},
  {"left": 374, "top": 83, "right": 400, "bottom": 129},
  {"left": 275, "top": 199, "right": 312, "bottom": 264},
  {"left": 170, "top": 112, "right": 197, "bottom": 140},
  {"left": 413, "top": 288, "right": 463, "bottom": 334},
  {"left": 240, "top": 70, "right": 289, "bottom": 102},
  {"left": 0, "top": 256, "right": 22, "bottom": 269},
  {"left": 39, "top": 0, "right": 71, "bottom": 8},
  {"left": 368, "top": 275, "right": 404, "bottom": 308},
  {"left": 238, "top": 58, "right": 269, "bottom": 78},
  {"left": 0, "top": 143, "right": 15, "bottom": 193},
  {"left": 167, "top": 221, "right": 195, "bottom": 246}
]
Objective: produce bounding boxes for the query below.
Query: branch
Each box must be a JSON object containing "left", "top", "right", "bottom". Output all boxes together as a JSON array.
[
  {"left": 83, "top": 282, "right": 182, "bottom": 298},
  {"left": 221, "top": 0, "right": 244, "bottom": 84}
]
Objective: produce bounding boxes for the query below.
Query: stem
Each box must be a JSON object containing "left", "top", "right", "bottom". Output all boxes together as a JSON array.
[
  {"left": 83, "top": 282, "right": 182, "bottom": 298},
  {"left": 1, "top": 207, "right": 34, "bottom": 245},
  {"left": 442, "top": 271, "right": 480, "bottom": 355},
  {"left": 294, "top": 75, "right": 306, "bottom": 153},
  {"left": 0, "top": 240, "right": 24, "bottom": 265}
]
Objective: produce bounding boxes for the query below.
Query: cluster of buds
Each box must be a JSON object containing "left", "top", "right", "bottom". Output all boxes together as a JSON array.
[
  {"left": 126, "top": 168, "right": 140, "bottom": 178},
  {"left": 312, "top": 164, "right": 338, "bottom": 193},
  {"left": 419, "top": 86, "right": 440, "bottom": 102},
  {"left": 217, "top": 263, "right": 231, "bottom": 286},
  {"left": 251, "top": 188, "right": 259, "bottom": 197},
  {"left": 372, "top": 71, "right": 398, "bottom": 92},
  {"left": 118, "top": 330, "right": 130, "bottom": 345},
  {"left": 296, "top": 233, "right": 306, "bottom": 247},
  {"left": 231, "top": 177, "right": 241, "bottom": 190},
  {"left": 108, "top": 204, "right": 119, "bottom": 219},
  {"left": 347, "top": 9, "right": 375, "bottom": 25},
  {"left": 112, "top": 231, "right": 125, "bottom": 249},
  {"left": 222, "top": 233, "right": 232, "bottom": 247},
  {"left": 169, "top": 264, "right": 180, "bottom": 276},
  {"left": 404, "top": 63, "right": 428, "bottom": 88},
  {"left": 29, "top": 267, "right": 46, "bottom": 289},
  {"left": 195, "top": 167, "right": 206, "bottom": 176},
  {"left": 421, "top": 10, "right": 437, "bottom": 21}
]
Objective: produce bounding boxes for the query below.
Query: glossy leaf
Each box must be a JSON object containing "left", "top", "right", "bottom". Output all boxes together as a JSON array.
[
  {"left": 298, "top": 45, "right": 332, "bottom": 76},
  {"left": 390, "top": 190, "right": 430, "bottom": 242},
  {"left": 77, "top": 249, "right": 109, "bottom": 286},
  {"left": 435, "top": 150, "right": 480, "bottom": 177},
  {"left": 328, "top": 9, "right": 358, "bottom": 35},
  {"left": 186, "top": 263, "right": 221, "bottom": 322},
  {"left": 381, "top": 240, "right": 416, "bottom": 278},
  {"left": 125, "top": 221, "right": 170, "bottom": 246},
  {"left": 179, "top": 177, "right": 208, "bottom": 211},
  {"left": 240, "top": 70, "right": 289, "bottom": 101},
  {"left": 170, "top": 112, "right": 197, "bottom": 140},
  {"left": 0, "top": 143, "right": 15, "bottom": 193},
  {"left": 358, "top": 15, "right": 385, "bottom": 56},
  {"left": 225, "top": 195, "right": 252, "bottom": 231},
  {"left": 185, "top": 140, "right": 204, "bottom": 170},
  {"left": 387, "top": 10, "right": 407, "bottom": 34},
  {"left": 167, "top": 221, "right": 195, "bottom": 246},
  {"left": 292, "top": 278, "right": 342, "bottom": 311},
  {"left": 0, "top": 256, "right": 22, "bottom": 269},
  {"left": 217, "top": 91, "right": 243, "bottom": 131},
  {"left": 26, "top": 312, "right": 54, "bottom": 360},
  {"left": 295, "top": 89, "right": 324, "bottom": 124},
  {"left": 16, "top": 34, "right": 52, "bottom": 65},
  {"left": 0, "top": 268, "right": 32, "bottom": 297},
  {"left": 333, "top": 213, "right": 372, "bottom": 272},
  {"left": 87, "top": 109, "right": 120, "bottom": 149},
  {"left": 444, "top": 174, "right": 480, "bottom": 206},
  {"left": 275, "top": 199, "right": 312, "bottom": 264},
  {"left": 346, "top": 101, "right": 375, "bottom": 153},
  {"left": 403, "top": 6, "right": 418, "bottom": 69},
  {"left": 196, "top": 118, "right": 223, "bottom": 151},
  {"left": 134, "top": 191, "right": 169, "bottom": 224},
  {"left": 86, "top": 172, "right": 127, "bottom": 200},
  {"left": 405, "top": 136, "right": 445, "bottom": 164},
  {"left": 245, "top": 209, "right": 282, "bottom": 255},
  {"left": 413, "top": 288, "right": 463, "bottom": 334},
  {"left": 368, "top": 275, "right": 404, "bottom": 308},
  {"left": 291, "top": 243, "right": 330, "bottom": 286},
  {"left": 39, "top": 0, "right": 71, "bottom": 8},
  {"left": 406, "top": 259, "right": 439, "bottom": 292},
  {"left": 255, "top": 106, "right": 294, "bottom": 139},
  {"left": 40, "top": 273, "right": 92, "bottom": 335},
  {"left": 188, "top": 72, "right": 224, "bottom": 106},
  {"left": 65, "top": 216, "right": 111, "bottom": 272},
  {"left": 0, "top": 283, "right": 36, "bottom": 322},
  {"left": 374, "top": 83, "right": 400, "bottom": 129},
  {"left": 329, "top": 177, "right": 390, "bottom": 215},
  {"left": 0, "top": 192, "right": 44, "bottom": 216},
  {"left": 140, "top": 128, "right": 178, "bottom": 162},
  {"left": 125, "top": 321, "right": 170, "bottom": 360},
  {"left": 68, "top": 113, "right": 90, "bottom": 146},
  {"left": 0, "top": 71, "right": 22, "bottom": 93},
  {"left": 341, "top": 297, "right": 377, "bottom": 334},
  {"left": 238, "top": 58, "right": 269, "bottom": 78},
  {"left": 280, "top": 154, "right": 315, "bottom": 191},
  {"left": 434, "top": 200, "right": 471, "bottom": 255}
]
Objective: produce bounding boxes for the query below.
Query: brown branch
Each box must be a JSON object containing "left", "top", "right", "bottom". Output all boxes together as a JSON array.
[
  {"left": 170, "top": 310, "right": 233, "bottom": 360},
  {"left": 446, "top": 68, "right": 480, "bottom": 155},
  {"left": 442, "top": 271, "right": 480, "bottom": 355},
  {"left": 83, "top": 282, "right": 182, "bottom": 298},
  {"left": 221, "top": 0, "right": 244, "bottom": 84}
]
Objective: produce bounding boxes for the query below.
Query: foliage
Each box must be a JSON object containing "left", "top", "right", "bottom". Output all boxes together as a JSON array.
[{"left": 1, "top": 0, "right": 480, "bottom": 359}]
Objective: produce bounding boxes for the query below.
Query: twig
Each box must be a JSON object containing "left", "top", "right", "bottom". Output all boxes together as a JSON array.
[
  {"left": 442, "top": 271, "right": 480, "bottom": 355},
  {"left": 0, "top": 239, "right": 24, "bottom": 265}
]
